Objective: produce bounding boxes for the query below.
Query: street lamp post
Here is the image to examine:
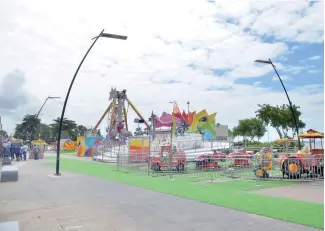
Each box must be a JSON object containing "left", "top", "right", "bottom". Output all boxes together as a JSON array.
[
  {"left": 255, "top": 58, "right": 301, "bottom": 149},
  {"left": 55, "top": 29, "right": 127, "bottom": 176},
  {"left": 30, "top": 96, "right": 60, "bottom": 147},
  {"left": 36, "top": 96, "right": 61, "bottom": 120},
  {"left": 134, "top": 118, "right": 145, "bottom": 134},
  {"left": 169, "top": 100, "right": 177, "bottom": 138}
]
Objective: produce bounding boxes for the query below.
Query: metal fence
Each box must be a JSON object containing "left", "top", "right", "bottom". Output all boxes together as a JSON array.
[
  {"left": 116, "top": 154, "right": 323, "bottom": 183},
  {"left": 92, "top": 140, "right": 323, "bottom": 183}
]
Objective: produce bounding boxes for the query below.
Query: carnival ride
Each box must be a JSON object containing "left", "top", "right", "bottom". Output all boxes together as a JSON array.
[
  {"left": 194, "top": 150, "right": 226, "bottom": 170},
  {"left": 93, "top": 88, "right": 149, "bottom": 141},
  {"left": 299, "top": 129, "right": 324, "bottom": 157},
  {"left": 85, "top": 88, "right": 224, "bottom": 168},
  {"left": 253, "top": 129, "right": 324, "bottom": 179},
  {"left": 150, "top": 144, "right": 186, "bottom": 172},
  {"left": 253, "top": 147, "right": 273, "bottom": 178},
  {"left": 88, "top": 88, "right": 150, "bottom": 161},
  {"left": 153, "top": 105, "right": 217, "bottom": 140},
  {"left": 63, "top": 140, "right": 75, "bottom": 151}
]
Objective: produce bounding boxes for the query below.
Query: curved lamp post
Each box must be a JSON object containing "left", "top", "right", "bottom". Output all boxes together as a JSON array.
[
  {"left": 30, "top": 96, "right": 60, "bottom": 147},
  {"left": 55, "top": 29, "right": 127, "bottom": 175},
  {"left": 254, "top": 59, "right": 301, "bottom": 150}
]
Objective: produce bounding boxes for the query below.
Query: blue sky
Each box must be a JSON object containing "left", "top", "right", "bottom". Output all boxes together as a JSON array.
[{"left": 235, "top": 43, "right": 324, "bottom": 91}]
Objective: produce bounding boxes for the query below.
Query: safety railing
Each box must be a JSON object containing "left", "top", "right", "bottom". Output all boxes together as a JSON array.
[{"left": 114, "top": 152, "right": 324, "bottom": 183}]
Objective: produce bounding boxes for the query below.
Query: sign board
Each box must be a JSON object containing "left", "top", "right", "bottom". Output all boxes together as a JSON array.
[{"left": 215, "top": 124, "right": 228, "bottom": 141}]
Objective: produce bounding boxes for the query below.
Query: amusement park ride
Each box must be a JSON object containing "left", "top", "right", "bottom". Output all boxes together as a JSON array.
[
  {"left": 91, "top": 88, "right": 150, "bottom": 142},
  {"left": 254, "top": 130, "right": 324, "bottom": 179},
  {"left": 78, "top": 87, "right": 324, "bottom": 179}
]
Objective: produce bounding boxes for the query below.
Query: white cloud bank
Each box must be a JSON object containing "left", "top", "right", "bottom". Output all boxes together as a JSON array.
[
  {"left": 308, "top": 55, "right": 322, "bottom": 61},
  {"left": 0, "top": 0, "right": 324, "bottom": 141}
]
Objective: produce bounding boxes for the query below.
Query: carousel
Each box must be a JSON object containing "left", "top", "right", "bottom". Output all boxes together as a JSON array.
[{"left": 299, "top": 129, "right": 324, "bottom": 157}]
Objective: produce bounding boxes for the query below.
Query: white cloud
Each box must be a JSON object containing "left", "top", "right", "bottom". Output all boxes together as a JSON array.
[
  {"left": 308, "top": 55, "right": 322, "bottom": 60},
  {"left": 272, "top": 75, "right": 292, "bottom": 81},
  {"left": 307, "top": 69, "right": 322, "bottom": 74},
  {"left": 0, "top": 0, "right": 323, "bottom": 142},
  {"left": 283, "top": 64, "right": 313, "bottom": 75},
  {"left": 243, "top": 1, "right": 324, "bottom": 43}
]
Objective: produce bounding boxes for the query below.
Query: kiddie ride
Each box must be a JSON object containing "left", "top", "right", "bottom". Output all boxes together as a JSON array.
[
  {"left": 194, "top": 150, "right": 226, "bottom": 170},
  {"left": 193, "top": 149, "right": 254, "bottom": 170},
  {"left": 254, "top": 130, "right": 324, "bottom": 179},
  {"left": 227, "top": 150, "right": 254, "bottom": 167},
  {"left": 150, "top": 144, "right": 186, "bottom": 172}
]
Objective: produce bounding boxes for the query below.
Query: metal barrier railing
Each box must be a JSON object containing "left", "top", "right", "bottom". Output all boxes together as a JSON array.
[
  {"left": 93, "top": 141, "right": 323, "bottom": 183},
  {"left": 115, "top": 153, "right": 324, "bottom": 182}
]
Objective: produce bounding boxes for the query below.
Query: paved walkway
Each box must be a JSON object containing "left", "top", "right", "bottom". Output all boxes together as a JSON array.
[
  {"left": 252, "top": 181, "right": 324, "bottom": 204},
  {"left": 0, "top": 160, "right": 321, "bottom": 231}
]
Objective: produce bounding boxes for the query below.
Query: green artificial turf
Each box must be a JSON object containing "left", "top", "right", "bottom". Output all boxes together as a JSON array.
[
  {"left": 46, "top": 150, "right": 76, "bottom": 156},
  {"left": 44, "top": 158, "right": 324, "bottom": 229}
]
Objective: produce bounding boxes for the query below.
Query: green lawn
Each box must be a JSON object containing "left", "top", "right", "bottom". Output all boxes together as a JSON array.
[{"left": 44, "top": 158, "right": 324, "bottom": 229}]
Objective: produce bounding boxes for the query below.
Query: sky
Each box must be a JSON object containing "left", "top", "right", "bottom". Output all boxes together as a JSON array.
[{"left": 0, "top": 0, "right": 324, "bottom": 141}]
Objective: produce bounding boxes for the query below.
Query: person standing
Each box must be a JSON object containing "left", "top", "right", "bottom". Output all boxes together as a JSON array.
[
  {"left": 33, "top": 144, "right": 40, "bottom": 160},
  {"left": 21, "top": 144, "right": 28, "bottom": 161},
  {"left": 5, "top": 141, "right": 10, "bottom": 155},
  {"left": 14, "top": 144, "right": 21, "bottom": 161},
  {"left": 10, "top": 144, "right": 15, "bottom": 160},
  {"left": 0, "top": 142, "right": 5, "bottom": 159}
]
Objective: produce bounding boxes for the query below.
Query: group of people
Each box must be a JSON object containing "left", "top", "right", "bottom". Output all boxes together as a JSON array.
[{"left": 1, "top": 141, "right": 29, "bottom": 161}]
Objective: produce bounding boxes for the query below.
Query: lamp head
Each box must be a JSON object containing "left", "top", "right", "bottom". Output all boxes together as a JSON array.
[
  {"left": 254, "top": 59, "right": 272, "bottom": 64},
  {"left": 48, "top": 96, "right": 61, "bottom": 99}
]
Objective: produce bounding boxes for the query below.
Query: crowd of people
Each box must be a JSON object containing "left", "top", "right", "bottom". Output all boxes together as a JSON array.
[{"left": 0, "top": 141, "right": 33, "bottom": 161}]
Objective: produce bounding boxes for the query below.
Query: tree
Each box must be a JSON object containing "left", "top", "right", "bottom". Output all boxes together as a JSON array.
[
  {"left": 143, "top": 127, "right": 150, "bottom": 136},
  {"left": 256, "top": 104, "right": 305, "bottom": 138},
  {"left": 13, "top": 114, "right": 41, "bottom": 140},
  {"left": 0, "top": 130, "right": 8, "bottom": 139},
  {"left": 97, "top": 129, "right": 102, "bottom": 136},
  {"left": 74, "top": 125, "right": 88, "bottom": 137},
  {"left": 233, "top": 118, "right": 266, "bottom": 142},
  {"left": 233, "top": 119, "right": 251, "bottom": 141},
  {"left": 50, "top": 117, "right": 78, "bottom": 140},
  {"left": 228, "top": 129, "right": 233, "bottom": 137},
  {"left": 35, "top": 124, "right": 53, "bottom": 143},
  {"left": 251, "top": 118, "right": 267, "bottom": 141},
  {"left": 281, "top": 104, "right": 306, "bottom": 138},
  {"left": 134, "top": 127, "right": 144, "bottom": 136}
]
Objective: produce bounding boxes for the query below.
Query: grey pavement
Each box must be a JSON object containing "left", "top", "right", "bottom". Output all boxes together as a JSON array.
[
  {"left": 0, "top": 160, "right": 321, "bottom": 231},
  {"left": 252, "top": 181, "right": 324, "bottom": 204}
]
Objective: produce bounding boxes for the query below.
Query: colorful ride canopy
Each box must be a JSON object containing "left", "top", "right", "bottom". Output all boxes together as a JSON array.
[{"left": 154, "top": 104, "right": 216, "bottom": 140}]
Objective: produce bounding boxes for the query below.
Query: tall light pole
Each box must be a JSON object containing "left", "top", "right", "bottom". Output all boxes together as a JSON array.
[
  {"left": 36, "top": 96, "right": 61, "bottom": 119},
  {"left": 169, "top": 101, "right": 177, "bottom": 138},
  {"left": 55, "top": 29, "right": 127, "bottom": 176},
  {"left": 169, "top": 101, "right": 177, "bottom": 108},
  {"left": 169, "top": 101, "right": 177, "bottom": 117},
  {"left": 255, "top": 58, "right": 301, "bottom": 149},
  {"left": 187, "top": 101, "right": 190, "bottom": 114},
  {"left": 30, "top": 96, "right": 60, "bottom": 146}
]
